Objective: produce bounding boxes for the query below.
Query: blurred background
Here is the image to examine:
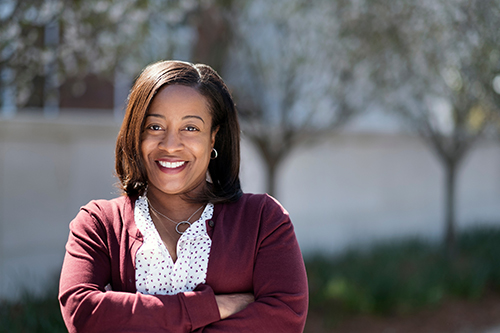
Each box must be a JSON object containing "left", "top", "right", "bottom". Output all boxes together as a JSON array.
[{"left": 1, "top": 0, "right": 500, "bottom": 331}]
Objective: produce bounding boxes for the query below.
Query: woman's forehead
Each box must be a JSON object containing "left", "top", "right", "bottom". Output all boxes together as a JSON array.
[{"left": 146, "top": 85, "right": 212, "bottom": 119}]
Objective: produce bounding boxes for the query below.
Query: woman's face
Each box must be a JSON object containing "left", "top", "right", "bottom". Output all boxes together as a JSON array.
[{"left": 141, "top": 84, "right": 217, "bottom": 198}]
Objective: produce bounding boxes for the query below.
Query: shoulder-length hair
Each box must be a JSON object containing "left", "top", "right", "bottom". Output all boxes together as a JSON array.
[{"left": 115, "top": 60, "right": 242, "bottom": 203}]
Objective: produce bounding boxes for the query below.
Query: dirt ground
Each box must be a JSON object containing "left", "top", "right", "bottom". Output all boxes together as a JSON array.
[{"left": 304, "top": 294, "right": 500, "bottom": 333}]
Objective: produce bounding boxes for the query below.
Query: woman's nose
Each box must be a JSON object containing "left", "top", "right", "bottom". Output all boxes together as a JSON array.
[{"left": 158, "top": 131, "right": 183, "bottom": 152}]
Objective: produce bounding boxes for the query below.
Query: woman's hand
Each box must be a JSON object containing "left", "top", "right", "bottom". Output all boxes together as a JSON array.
[{"left": 215, "top": 293, "right": 255, "bottom": 319}]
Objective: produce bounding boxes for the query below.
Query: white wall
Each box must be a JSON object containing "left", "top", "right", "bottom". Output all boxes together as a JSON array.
[
  {"left": 1, "top": 114, "right": 500, "bottom": 299},
  {"left": 241, "top": 132, "right": 500, "bottom": 254},
  {"left": 0, "top": 114, "right": 119, "bottom": 300}
]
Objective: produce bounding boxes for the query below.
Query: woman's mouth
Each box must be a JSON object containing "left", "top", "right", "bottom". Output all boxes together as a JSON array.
[{"left": 158, "top": 161, "right": 186, "bottom": 169}]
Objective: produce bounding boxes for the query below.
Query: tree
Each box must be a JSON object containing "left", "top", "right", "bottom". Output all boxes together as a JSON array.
[
  {"left": 339, "top": 0, "right": 500, "bottom": 256},
  {"left": 0, "top": 0, "right": 201, "bottom": 109},
  {"left": 223, "top": 0, "right": 369, "bottom": 197}
]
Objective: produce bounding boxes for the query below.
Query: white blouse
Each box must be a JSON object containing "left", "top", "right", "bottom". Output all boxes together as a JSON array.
[{"left": 134, "top": 196, "right": 213, "bottom": 295}]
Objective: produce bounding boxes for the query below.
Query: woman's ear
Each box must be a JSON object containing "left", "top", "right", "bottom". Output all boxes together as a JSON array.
[{"left": 211, "top": 126, "right": 220, "bottom": 147}]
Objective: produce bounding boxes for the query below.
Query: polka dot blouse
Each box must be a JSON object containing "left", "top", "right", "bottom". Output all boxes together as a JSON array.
[{"left": 134, "top": 196, "right": 213, "bottom": 295}]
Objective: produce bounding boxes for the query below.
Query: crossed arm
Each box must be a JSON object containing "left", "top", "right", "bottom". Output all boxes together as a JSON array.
[{"left": 59, "top": 201, "right": 307, "bottom": 332}]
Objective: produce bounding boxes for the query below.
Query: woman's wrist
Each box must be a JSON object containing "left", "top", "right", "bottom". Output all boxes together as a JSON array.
[{"left": 215, "top": 293, "right": 255, "bottom": 319}]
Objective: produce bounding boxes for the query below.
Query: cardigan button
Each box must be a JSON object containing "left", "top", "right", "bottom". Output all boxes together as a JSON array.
[{"left": 208, "top": 220, "right": 215, "bottom": 228}]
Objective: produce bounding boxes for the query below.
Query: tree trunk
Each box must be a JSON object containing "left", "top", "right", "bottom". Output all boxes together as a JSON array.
[
  {"left": 265, "top": 160, "right": 278, "bottom": 198},
  {"left": 444, "top": 160, "right": 457, "bottom": 259},
  {"left": 191, "top": 3, "right": 232, "bottom": 73}
]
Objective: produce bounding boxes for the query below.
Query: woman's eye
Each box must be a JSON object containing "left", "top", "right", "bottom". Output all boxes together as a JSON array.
[
  {"left": 147, "top": 124, "right": 162, "bottom": 131},
  {"left": 184, "top": 126, "right": 199, "bottom": 132}
]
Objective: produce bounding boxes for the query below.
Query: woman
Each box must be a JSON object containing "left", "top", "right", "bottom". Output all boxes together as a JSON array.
[{"left": 59, "top": 60, "right": 308, "bottom": 332}]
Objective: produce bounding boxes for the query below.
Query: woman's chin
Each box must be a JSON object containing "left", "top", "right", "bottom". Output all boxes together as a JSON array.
[{"left": 149, "top": 181, "right": 207, "bottom": 198}]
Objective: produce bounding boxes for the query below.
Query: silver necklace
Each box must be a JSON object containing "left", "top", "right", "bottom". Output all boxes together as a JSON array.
[{"left": 147, "top": 198, "right": 204, "bottom": 235}]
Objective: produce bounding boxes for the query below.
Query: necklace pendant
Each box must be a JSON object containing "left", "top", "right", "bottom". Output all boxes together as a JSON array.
[{"left": 176, "top": 221, "right": 192, "bottom": 235}]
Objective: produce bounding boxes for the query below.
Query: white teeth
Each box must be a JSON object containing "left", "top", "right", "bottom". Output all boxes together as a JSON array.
[{"left": 158, "top": 161, "right": 185, "bottom": 168}]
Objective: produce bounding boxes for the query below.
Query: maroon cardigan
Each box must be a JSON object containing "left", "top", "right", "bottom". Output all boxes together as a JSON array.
[{"left": 59, "top": 193, "right": 308, "bottom": 332}]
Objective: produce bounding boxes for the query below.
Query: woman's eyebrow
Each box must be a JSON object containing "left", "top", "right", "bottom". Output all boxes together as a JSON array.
[
  {"left": 145, "top": 114, "right": 205, "bottom": 123},
  {"left": 183, "top": 115, "right": 205, "bottom": 123},
  {"left": 145, "top": 114, "right": 164, "bottom": 119}
]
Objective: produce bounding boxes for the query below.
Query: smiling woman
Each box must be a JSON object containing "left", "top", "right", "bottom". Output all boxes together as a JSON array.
[
  {"left": 115, "top": 61, "right": 241, "bottom": 204},
  {"left": 58, "top": 60, "right": 308, "bottom": 333},
  {"left": 141, "top": 85, "right": 217, "bottom": 202}
]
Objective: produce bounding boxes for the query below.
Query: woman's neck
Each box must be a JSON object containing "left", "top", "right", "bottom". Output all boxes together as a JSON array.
[{"left": 146, "top": 187, "right": 205, "bottom": 222}]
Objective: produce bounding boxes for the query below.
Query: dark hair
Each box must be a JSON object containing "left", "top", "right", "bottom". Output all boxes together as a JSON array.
[{"left": 115, "top": 60, "right": 242, "bottom": 203}]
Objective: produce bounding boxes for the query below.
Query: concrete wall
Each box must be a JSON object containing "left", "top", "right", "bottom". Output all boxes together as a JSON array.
[
  {"left": 0, "top": 115, "right": 119, "bottom": 300},
  {"left": 243, "top": 133, "right": 500, "bottom": 254},
  {"left": 1, "top": 114, "right": 500, "bottom": 299}
]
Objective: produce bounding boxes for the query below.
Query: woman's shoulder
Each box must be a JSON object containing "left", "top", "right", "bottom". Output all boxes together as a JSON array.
[
  {"left": 218, "top": 193, "right": 292, "bottom": 240},
  {"left": 224, "top": 192, "right": 289, "bottom": 218},
  {"left": 73, "top": 195, "right": 137, "bottom": 231},
  {"left": 81, "top": 195, "right": 135, "bottom": 215},
  {"left": 237, "top": 192, "right": 285, "bottom": 207}
]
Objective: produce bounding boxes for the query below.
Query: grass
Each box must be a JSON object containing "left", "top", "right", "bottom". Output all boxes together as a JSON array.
[
  {"left": 306, "top": 226, "right": 500, "bottom": 327},
  {"left": 1, "top": 226, "right": 500, "bottom": 332}
]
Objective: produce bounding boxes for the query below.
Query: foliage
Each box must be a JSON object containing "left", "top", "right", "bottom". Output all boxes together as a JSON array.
[
  {"left": 0, "top": 285, "right": 65, "bottom": 333},
  {"left": 306, "top": 226, "right": 500, "bottom": 327},
  {"left": 0, "top": 0, "right": 201, "bottom": 106}
]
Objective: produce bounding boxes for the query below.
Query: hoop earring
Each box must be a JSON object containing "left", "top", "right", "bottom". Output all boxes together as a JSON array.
[{"left": 211, "top": 148, "right": 218, "bottom": 159}]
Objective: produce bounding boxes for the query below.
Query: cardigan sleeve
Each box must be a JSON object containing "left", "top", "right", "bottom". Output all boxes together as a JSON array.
[
  {"left": 59, "top": 207, "right": 220, "bottom": 333},
  {"left": 193, "top": 195, "right": 309, "bottom": 333}
]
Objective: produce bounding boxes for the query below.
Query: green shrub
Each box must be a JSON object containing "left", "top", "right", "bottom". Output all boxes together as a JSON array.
[
  {"left": 305, "top": 226, "right": 500, "bottom": 326},
  {"left": 0, "top": 285, "right": 65, "bottom": 333}
]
